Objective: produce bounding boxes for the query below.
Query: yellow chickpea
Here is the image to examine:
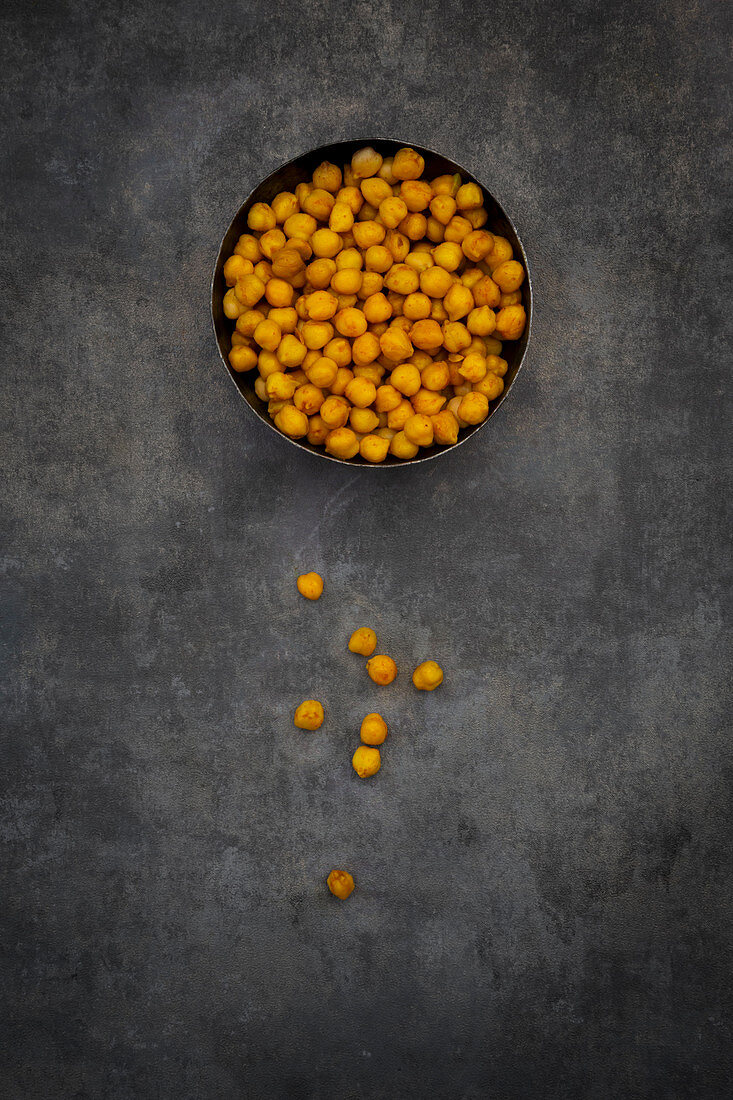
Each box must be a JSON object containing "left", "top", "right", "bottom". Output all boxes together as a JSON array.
[
  {"left": 313, "top": 161, "right": 342, "bottom": 192},
  {"left": 333, "top": 307, "right": 366, "bottom": 339},
  {"left": 349, "top": 407, "right": 378, "bottom": 434},
  {"left": 325, "top": 427, "right": 360, "bottom": 459},
  {"left": 223, "top": 254, "right": 251, "bottom": 285},
  {"left": 360, "top": 247, "right": 389, "bottom": 276},
  {"left": 419, "top": 266, "right": 453, "bottom": 298},
  {"left": 348, "top": 627, "right": 377, "bottom": 656},
  {"left": 234, "top": 273, "right": 266, "bottom": 308},
  {"left": 384, "top": 265, "right": 419, "bottom": 295},
  {"left": 389, "top": 363, "right": 421, "bottom": 397},
  {"left": 253, "top": 260, "right": 272, "bottom": 284},
  {"left": 499, "top": 291, "right": 521, "bottom": 307},
  {"left": 310, "top": 228, "right": 342, "bottom": 258},
  {"left": 277, "top": 333, "right": 308, "bottom": 368},
  {"left": 359, "top": 433, "right": 390, "bottom": 463},
  {"left": 258, "top": 229, "right": 286, "bottom": 261},
  {"left": 444, "top": 216, "right": 472, "bottom": 244},
  {"left": 302, "top": 320, "right": 334, "bottom": 350},
  {"left": 346, "top": 333, "right": 377, "bottom": 369},
  {"left": 360, "top": 292, "right": 391, "bottom": 325},
  {"left": 385, "top": 230, "right": 410, "bottom": 263},
  {"left": 492, "top": 260, "right": 525, "bottom": 293},
  {"left": 456, "top": 182, "right": 482, "bottom": 210},
  {"left": 411, "top": 389, "right": 446, "bottom": 416},
  {"left": 444, "top": 283, "right": 475, "bottom": 321},
  {"left": 320, "top": 395, "right": 351, "bottom": 429},
  {"left": 329, "top": 268, "right": 361, "bottom": 296},
  {"left": 223, "top": 288, "right": 244, "bottom": 319},
  {"left": 429, "top": 194, "right": 457, "bottom": 225},
  {"left": 431, "top": 409, "right": 460, "bottom": 445},
  {"left": 379, "top": 328, "right": 413, "bottom": 363},
  {"left": 337, "top": 185, "right": 364, "bottom": 215},
  {"left": 412, "top": 660, "right": 444, "bottom": 690},
  {"left": 360, "top": 712, "right": 388, "bottom": 745},
  {"left": 269, "top": 307, "right": 298, "bottom": 333},
  {"left": 390, "top": 430, "right": 419, "bottom": 459},
  {"left": 294, "top": 699, "right": 324, "bottom": 729},
  {"left": 352, "top": 220, "right": 386, "bottom": 249},
  {"left": 351, "top": 146, "right": 383, "bottom": 179},
  {"left": 420, "top": 361, "right": 449, "bottom": 391},
  {"left": 230, "top": 331, "right": 249, "bottom": 347},
  {"left": 407, "top": 319, "right": 443, "bottom": 355},
  {"left": 295, "top": 181, "right": 313, "bottom": 206},
  {"left": 392, "top": 147, "right": 425, "bottom": 180},
  {"left": 446, "top": 395, "right": 469, "bottom": 427},
  {"left": 229, "top": 345, "right": 257, "bottom": 372},
  {"left": 307, "top": 414, "right": 329, "bottom": 445},
  {"left": 306, "top": 355, "right": 339, "bottom": 388},
  {"left": 432, "top": 241, "right": 464, "bottom": 272},
  {"left": 293, "top": 383, "right": 325, "bottom": 415},
  {"left": 462, "top": 230, "right": 494, "bottom": 263},
  {"left": 345, "top": 376, "right": 376, "bottom": 409},
  {"left": 466, "top": 305, "right": 497, "bottom": 336},
  {"left": 361, "top": 176, "right": 393, "bottom": 207},
  {"left": 264, "top": 278, "right": 293, "bottom": 309},
  {"left": 366, "top": 653, "right": 398, "bottom": 685},
  {"left": 327, "top": 869, "right": 355, "bottom": 899},
  {"left": 305, "top": 290, "right": 338, "bottom": 321},
  {"left": 354, "top": 362, "right": 384, "bottom": 384},
  {"left": 307, "top": 257, "right": 338, "bottom": 289},
  {"left": 284, "top": 212, "right": 317, "bottom": 240},
  {"left": 494, "top": 304, "right": 526, "bottom": 340},
  {"left": 379, "top": 195, "right": 408, "bottom": 228},
  {"left": 402, "top": 292, "right": 432, "bottom": 321},
  {"left": 234, "top": 234, "right": 263, "bottom": 262},
  {"left": 352, "top": 744, "right": 381, "bottom": 778},
  {"left": 247, "top": 202, "right": 277, "bottom": 232},
  {"left": 399, "top": 212, "right": 428, "bottom": 241},
  {"left": 473, "top": 275, "right": 501, "bottom": 308},
  {"left": 458, "top": 391, "right": 490, "bottom": 425},
  {"left": 269, "top": 248, "right": 303, "bottom": 281},
  {"left": 466, "top": 207, "right": 489, "bottom": 228},
  {"left": 302, "top": 188, "right": 336, "bottom": 222},
  {"left": 473, "top": 372, "right": 505, "bottom": 401},
  {"left": 403, "top": 413, "right": 434, "bottom": 447},
  {"left": 271, "top": 191, "right": 299, "bottom": 223},
  {"left": 330, "top": 366, "right": 354, "bottom": 395},
  {"left": 329, "top": 201, "right": 355, "bottom": 234},
  {"left": 400, "top": 179, "right": 433, "bottom": 211},
  {"left": 485, "top": 354, "right": 507, "bottom": 377},
  {"left": 266, "top": 371, "right": 297, "bottom": 400},
  {"left": 258, "top": 350, "right": 281, "bottom": 378},
  {"left": 426, "top": 216, "right": 446, "bottom": 243},
  {"left": 374, "top": 383, "right": 402, "bottom": 413},
  {"left": 458, "top": 352, "right": 488, "bottom": 383},
  {"left": 485, "top": 235, "right": 513, "bottom": 270},
  {"left": 253, "top": 319, "right": 281, "bottom": 352},
  {"left": 254, "top": 376, "right": 268, "bottom": 402},
  {"left": 274, "top": 405, "right": 309, "bottom": 438},
  {"left": 442, "top": 321, "right": 472, "bottom": 354},
  {"left": 404, "top": 251, "right": 434, "bottom": 276},
  {"left": 432, "top": 172, "right": 461, "bottom": 196}
]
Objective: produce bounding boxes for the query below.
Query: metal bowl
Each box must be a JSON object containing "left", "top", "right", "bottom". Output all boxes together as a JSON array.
[{"left": 211, "top": 139, "right": 533, "bottom": 467}]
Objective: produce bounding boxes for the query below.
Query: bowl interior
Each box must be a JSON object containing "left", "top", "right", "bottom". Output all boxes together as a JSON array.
[{"left": 212, "top": 139, "right": 532, "bottom": 466}]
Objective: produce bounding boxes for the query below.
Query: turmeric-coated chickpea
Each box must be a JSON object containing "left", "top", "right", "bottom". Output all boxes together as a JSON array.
[
  {"left": 458, "top": 352, "right": 488, "bottom": 383},
  {"left": 444, "top": 216, "right": 472, "bottom": 244},
  {"left": 462, "top": 230, "right": 494, "bottom": 263},
  {"left": 257, "top": 349, "right": 281, "bottom": 378},
  {"left": 247, "top": 202, "right": 276, "bottom": 232},
  {"left": 426, "top": 216, "right": 446, "bottom": 243},
  {"left": 402, "top": 292, "right": 432, "bottom": 321},
  {"left": 350, "top": 407, "right": 379, "bottom": 434},
  {"left": 269, "top": 307, "right": 298, "bottom": 333},
  {"left": 411, "top": 389, "right": 446, "bottom": 416},
  {"left": 351, "top": 146, "right": 383, "bottom": 179},
  {"left": 404, "top": 413, "right": 434, "bottom": 447},
  {"left": 274, "top": 404, "right": 309, "bottom": 438},
  {"left": 306, "top": 290, "right": 339, "bottom": 321},
  {"left": 307, "top": 414, "right": 329, "bottom": 446},
  {"left": 337, "top": 185, "right": 364, "bottom": 215},
  {"left": 345, "top": 376, "right": 377, "bottom": 409},
  {"left": 330, "top": 268, "right": 362, "bottom": 296},
  {"left": 327, "top": 869, "right": 355, "bottom": 899},
  {"left": 456, "top": 182, "right": 482, "bottom": 210},
  {"left": 223, "top": 254, "right": 251, "bottom": 285},
  {"left": 293, "top": 383, "right": 325, "bottom": 415},
  {"left": 473, "top": 372, "right": 505, "bottom": 400},
  {"left": 374, "top": 383, "right": 402, "bottom": 413},
  {"left": 360, "top": 176, "right": 392, "bottom": 207},
  {"left": 392, "top": 147, "right": 425, "bottom": 180},
  {"left": 358, "top": 201, "right": 378, "bottom": 221},
  {"left": 384, "top": 230, "right": 410, "bottom": 263},
  {"left": 359, "top": 433, "right": 390, "bottom": 463},
  {"left": 465, "top": 207, "right": 489, "bottom": 228},
  {"left": 380, "top": 327, "right": 413, "bottom": 363},
  {"left": 307, "top": 257, "right": 338, "bottom": 289},
  {"left": 389, "top": 363, "right": 422, "bottom": 397},
  {"left": 325, "top": 426, "right": 360, "bottom": 459},
  {"left": 346, "top": 332, "right": 377, "bottom": 368},
  {"left": 234, "top": 273, "right": 266, "bottom": 308},
  {"left": 366, "top": 654, "right": 398, "bottom": 685},
  {"left": 485, "top": 235, "right": 513, "bottom": 270},
  {"left": 352, "top": 220, "right": 386, "bottom": 249},
  {"left": 432, "top": 172, "right": 461, "bottom": 197},
  {"left": 399, "top": 212, "right": 428, "bottom": 241},
  {"left": 277, "top": 333, "right": 308, "bottom": 368},
  {"left": 492, "top": 260, "right": 525, "bottom": 293},
  {"left": 310, "top": 228, "right": 342, "bottom": 258},
  {"left": 429, "top": 194, "right": 457, "bottom": 225},
  {"left": 284, "top": 212, "right": 317, "bottom": 240},
  {"left": 271, "top": 248, "right": 306, "bottom": 280},
  {"left": 361, "top": 292, "right": 392, "bottom": 325},
  {"left": 330, "top": 366, "right": 354, "bottom": 395},
  {"left": 473, "top": 275, "right": 501, "bottom": 308},
  {"left": 362, "top": 245, "right": 391, "bottom": 274},
  {"left": 234, "top": 233, "right": 263, "bottom": 262},
  {"left": 313, "top": 161, "right": 342, "bottom": 193},
  {"left": 486, "top": 354, "right": 508, "bottom": 376},
  {"left": 229, "top": 345, "right": 257, "bottom": 372},
  {"left": 400, "top": 179, "right": 433, "bottom": 211},
  {"left": 494, "top": 304, "right": 526, "bottom": 340},
  {"left": 384, "top": 265, "right": 419, "bottom": 295},
  {"left": 408, "top": 319, "right": 443, "bottom": 355},
  {"left": 297, "top": 571, "right": 324, "bottom": 600},
  {"left": 352, "top": 744, "right": 381, "bottom": 778},
  {"left": 348, "top": 627, "right": 377, "bottom": 656},
  {"left": 295, "top": 181, "right": 313, "bottom": 206},
  {"left": 361, "top": 712, "right": 388, "bottom": 745},
  {"left": 306, "top": 355, "right": 339, "bottom": 388},
  {"left": 467, "top": 305, "right": 497, "bottom": 336},
  {"left": 431, "top": 409, "right": 460, "bottom": 445},
  {"left": 259, "top": 228, "right": 287, "bottom": 260},
  {"left": 443, "top": 321, "right": 472, "bottom": 354},
  {"left": 421, "top": 361, "right": 450, "bottom": 391},
  {"left": 432, "top": 241, "right": 464, "bottom": 272},
  {"left": 254, "top": 319, "right": 282, "bottom": 352},
  {"left": 329, "top": 201, "right": 354, "bottom": 234},
  {"left": 447, "top": 395, "right": 469, "bottom": 427},
  {"left": 301, "top": 320, "right": 334, "bottom": 349},
  {"left": 223, "top": 288, "right": 244, "bottom": 319},
  {"left": 335, "top": 247, "right": 363, "bottom": 271},
  {"left": 333, "top": 307, "right": 366, "bottom": 339},
  {"left": 302, "top": 188, "right": 336, "bottom": 222},
  {"left": 265, "top": 278, "right": 294, "bottom": 308},
  {"left": 419, "top": 266, "right": 453, "bottom": 298},
  {"left": 266, "top": 371, "right": 298, "bottom": 400},
  {"left": 271, "top": 191, "right": 299, "bottom": 223},
  {"left": 499, "top": 290, "right": 522, "bottom": 307},
  {"left": 322, "top": 339, "right": 350, "bottom": 369},
  {"left": 254, "top": 376, "right": 268, "bottom": 402},
  {"left": 230, "top": 331, "right": 249, "bottom": 347},
  {"left": 412, "top": 660, "right": 444, "bottom": 690},
  {"left": 379, "top": 196, "right": 408, "bottom": 228},
  {"left": 377, "top": 156, "right": 397, "bottom": 184},
  {"left": 444, "top": 282, "right": 475, "bottom": 321},
  {"left": 320, "top": 395, "right": 350, "bottom": 429},
  {"left": 294, "top": 699, "right": 324, "bottom": 730},
  {"left": 253, "top": 260, "right": 273, "bottom": 284},
  {"left": 458, "top": 391, "right": 490, "bottom": 425},
  {"left": 354, "top": 362, "right": 384, "bottom": 384},
  {"left": 390, "top": 430, "right": 419, "bottom": 459}
]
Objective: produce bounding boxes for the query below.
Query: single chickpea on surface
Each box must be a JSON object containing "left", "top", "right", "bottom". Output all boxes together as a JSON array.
[
  {"left": 366, "top": 654, "right": 398, "bottom": 685},
  {"left": 360, "top": 713, "right": 388, "bottom": 746},
  {"left": 348, "top": 627, "right": 377, "bottom": 656},
  {"left": 221, "top": 146, "right": 528, "bottom": 459},
  {"left": 296, "top": 571, "right": 323, "bottom": 600},
  {"left": 327, "top": 869, "right": 355, "bottom": 899},
  {"left": 352, "top": 744, "right": 381, "bottom": 778},
  {"left": 294, "top": 699, "right": 325, "bottom": 730},
  {"left": 412, "top": 660, "right": 444, "bottom": 691}
]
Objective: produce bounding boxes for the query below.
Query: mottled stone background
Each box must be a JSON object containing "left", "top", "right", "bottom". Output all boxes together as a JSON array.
[{"left": 1, "top": 1, "right": 731, "bottom": 1097}]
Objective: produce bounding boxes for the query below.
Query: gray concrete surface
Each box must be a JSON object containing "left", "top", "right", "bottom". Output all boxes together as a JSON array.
[{"left": 1, "top": 1, "right": 731, "bottom": 1097}]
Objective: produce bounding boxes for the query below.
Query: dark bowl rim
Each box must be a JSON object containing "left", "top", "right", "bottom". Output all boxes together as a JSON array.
[{"left": 211, "top": 137, "right": 533, "bottom": 469}]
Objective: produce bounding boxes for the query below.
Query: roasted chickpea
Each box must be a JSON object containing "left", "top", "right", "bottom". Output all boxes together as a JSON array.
[
  {"left": 310, "top": 228, "right": 342, "bottom": 258},
  {"left": 388, "top": 363, "right": 421, "bottom": 397},
  {"left": 320, "top": 395, "right": 350, "bottom": 429},
  {"left": 443, "top": 321, "right": 472, "bottom": 354},
  {"left": 327, "top": 869, "right": 355, "bottom": 899},
  {"left": 325, "top": 426, "right": 360, "bottom": 459},
  {"left": 485, "top": 235, "right": 513, "bottom": 270},
  {"left": 234, "top": 273, "right": 266, "bottom": 308},
  {"left": 253, "top": 319, "right": 282, "bottom": 352},
  {"left": 229, "top": 345, "right": 257, "bottom": 372},
  {"left": 458, "top": 391, "right": 490, "bottom": 424},
  {"left": 408, "top": 319, "right": 443, "bottom": 355},
  {"left": 223, "top": 254, "right": 251, "bottom": 285},
  {"left": 412, "top": 660, "right": 444, "bottom": 690},
  {"left": 372, "top": 383, "right": 401, "bottom": 413},
  {"left": 400, "top": 179, "right": 433, "bottom": 211},
  {"left": 348, "top": 627, "right": 377, "bottom": 656},
  {"left": 466, "top": 305, "right": 497, "bottom": 336},
  {"left": 234, "top": 233, "right": 263, "bottom": 262},
  {"left": 307, "top": 414, "right": 329, "bottom": 445},
  {"left": 334, "top": 307, "right": 367, "bottom": 338},
  {"left": 352, "top": 744, "right": 381, "bottom": 778},
  {"left": 330, "top": 366, "right": 355, "bottom": 395},
  {"left": 432, "top": 172, "right": 461, "bottom": 197},
  {"left": 293, "top": 383, "right": 325, "bottom": 415},
  {"left": 431, "top": 409, "right": 460, "bottom": 445},
  {"left": 266, "top": 371, "right": 297, "bottom": 400},
  {"left": 366, "top": 654, "right": 397, "bottom": 685},
  {"left": 403, "top": 413, "right": 434, "bottom": 447},
  {"left": 351, "top": 220, "right": 386, "bottom": 249},
  {"left": 485, "top": 354, "right": 508, "bottom": 376},
  {"left": 277, "top": 333, "right": 308, "bottom": 369},
  {"left": 411, "top": 389, "right": 446, "bottom": 416},
  {"left": 390, "top": 430, "right": 419, "bottom": 459},
  {"left": 345, "top": 376, "right": 377, "bottom": 408},
  {"left": 349, "top": 407, "right": 379, "bottom": 434},
  {"left": 473, "top": 274, "right": 501, "bottom": 308},
  {"left": 429, "top": 194, "right": 457, "bottom": 225},
  {"left": 444, "top": 282, "right": 474, "bottom": 321},
  {"left": 306, "top": 355, "right": 339, "bottom": 388},
  {"left": 247, "top": 202, "right": 276, "bottom": 232},
  {"left": 274, "top": 405, "right": 309, "bottom": 438},
  {"left": 305, "top": 290, "right": 338, "bottom": 321},
  {"left": 361, "top": 176, "right": 393, "bottom": 207},
  {"left": 473, "top": 372, "right": 505, "bottom": 401},
  {"left": 420, "top": 361, "right": 449, "bottom": 391},
  {"left": 385, "top": 230, "right": 410, "bottom": 263},
  {"left": 313, "top": 161, "right": 342, "bottom": 192},
  {"left": 270, "top": 192, "right": 298, "bottom": 224},
  {"left": 351, "top": 146, "right": 383, "bottom": 179},
  {"left": 384, "top": 265, "right": 419, "bottom": 295},
  {"left": 492, "top": 260, "right": 525, "bottom": 293},
  {"left": 306, "top": 257, "right": 337, "bottom": 289},
  {"left": 379, "top": 195, "right": 408, "bottom": 228},
  {"left": 458, "top": 352, "right": 488, "bottom": 383},
  {"left": 301, "top": 320, "right": 334, "bottom": 349},
  {"left": 380, "top": 327, "right": 413, "bottom": 363},
  {"left": 399, "top": 212, "right": 428, "bottom": 241},
  {"left": 432, "top": 241, "right": 464, "bottom": 272},
  {"left": 329, "top": 201, "right": 355, "bottom": 234},
  {"left": 361, "top": 712, "right": 388, "bottom": 745},
  {"left": 359, "top": 433, "right": 390, "bottom": 463},
  {"left": 294, "top": 699, "right": 324, "bottom": 729},
  {"left": 284, "top": 212, "right": 317, "bottom": 240},
  {"left": 402, "top": 292, "right": 432, "bottom": 321},
  {"left": 456, "top": 182, "right": 482, "bottom": 210},
  {"left": 392, "top": 147, "right": 425, "bottom": 180},
  {"left": 494, "top": 304, "right": 526, "bottom": 340},
  {"left": 419, "top": 266, "right": 453, "bottom": 298}
]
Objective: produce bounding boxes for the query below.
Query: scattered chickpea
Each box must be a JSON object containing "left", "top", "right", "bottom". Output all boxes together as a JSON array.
[
  {"left": 360, "top": 713, "right": 388, "bottom": 746},
  {"left": 352, "top": 744, "right": 381, "bottom": 778},
  {"left": 327, "top": 869, "right": 355, "bottom": 899},
  {"left": 222, "top": 146, "right": 527, "bottom": 459},
  {"left": 412, "top": 660, "right": 444, "bottom": 691},
  {"left": 348, "top": 627, "right": 377, "bottom": 656},
  {"left": 294, "top": 700, "right": 325, "bottom": 730},
  {"left": 366, "top": 654, "right": 398, "bottom": 685},
  {"left": 296, "top": 572, "right": 323, "bottom": 600}
]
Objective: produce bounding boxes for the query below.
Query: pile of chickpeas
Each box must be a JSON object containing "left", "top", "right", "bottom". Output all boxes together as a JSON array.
[
  {"left": 294, "top": 571, "right": 444, "bottom": 900},
  {"left": 222, "top": 145, "right": 527, "bottom": 462}
]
